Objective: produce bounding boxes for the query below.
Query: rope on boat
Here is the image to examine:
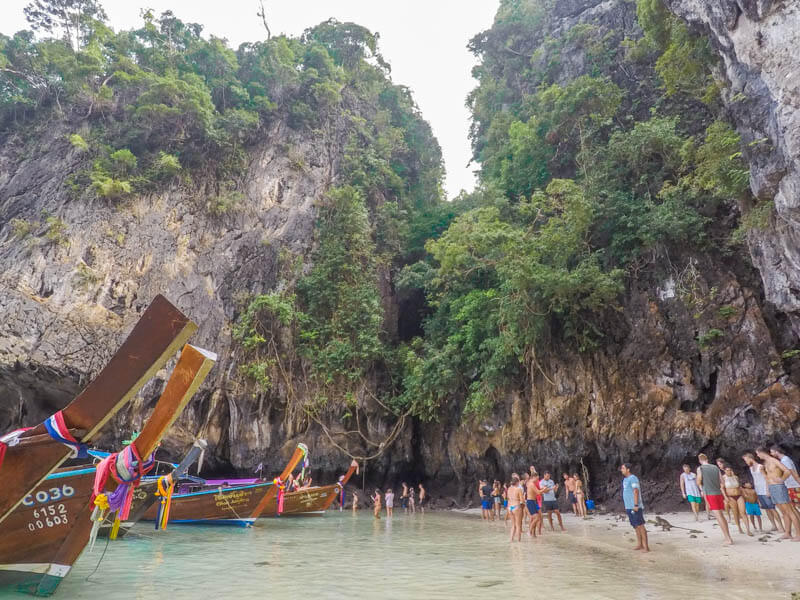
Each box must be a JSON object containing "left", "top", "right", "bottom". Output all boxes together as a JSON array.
[
  {"left": 155, "top": 474, "right": 175, "bottom": 530},
  {"left": 218, "top": 488, "right": 248, "bottom": 524}
]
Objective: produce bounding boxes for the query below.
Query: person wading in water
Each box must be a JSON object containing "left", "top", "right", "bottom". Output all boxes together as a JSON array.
[
  {"left": 697, "top": 453, "right": 733, "bottom": 545},
  {"left": 526, "top": 471, "right": 545, "bottom": 537},
  {"left": 507, "top": 474, "right": 524, "bottom": 542}
]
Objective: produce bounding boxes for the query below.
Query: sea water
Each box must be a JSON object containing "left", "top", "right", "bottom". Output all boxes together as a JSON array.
[{"left": 31, "top": 512, "right": 798, "bottom": 599}]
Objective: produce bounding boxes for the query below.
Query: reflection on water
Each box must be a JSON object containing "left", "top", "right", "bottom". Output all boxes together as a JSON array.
[{"left": 43, "top": 512, "right": 794, "bottom": 600}]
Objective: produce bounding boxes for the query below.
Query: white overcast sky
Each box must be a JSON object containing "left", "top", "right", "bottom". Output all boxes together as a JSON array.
[{"left": 1, "top": 1, "right": 499, "bottom": 197}]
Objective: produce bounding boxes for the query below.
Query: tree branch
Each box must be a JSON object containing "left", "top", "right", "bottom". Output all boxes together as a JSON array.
[{"left": 257, "top": 0, "right": 271, "bottom": 40}]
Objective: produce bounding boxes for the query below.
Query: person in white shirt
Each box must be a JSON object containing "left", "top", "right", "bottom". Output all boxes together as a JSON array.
[
  {"left": 743, "top": 452, "right": 784, "bottom": 533},
  {"left": 679, "top": 464, "right": 704, "bottom": 521}
]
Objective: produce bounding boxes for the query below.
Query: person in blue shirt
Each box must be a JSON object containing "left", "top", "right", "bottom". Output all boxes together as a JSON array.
[{"left": 620, "top": 463, "right": 649, "bottom": 552}]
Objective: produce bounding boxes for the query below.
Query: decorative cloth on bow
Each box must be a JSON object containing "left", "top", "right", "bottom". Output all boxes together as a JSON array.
[
  {"left": 88, "top": 443, "right": 155, "bottom": 549},
  {"left": 43, "top": 411, "right": 88, "bottom": 458},
  {"left": 155, "top": 474, "right": 175, "bottom": 531},
  {"left": 274, "top": 477, "right": 285, "bottom": 515}
]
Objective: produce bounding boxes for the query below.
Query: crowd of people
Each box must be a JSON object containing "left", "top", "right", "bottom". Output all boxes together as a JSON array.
[
  {"left": 475, "top": 444, "right": 800, "bottom": 551},
  {"left": 341, "top": 482, "right": 428, "bottom": 518}
]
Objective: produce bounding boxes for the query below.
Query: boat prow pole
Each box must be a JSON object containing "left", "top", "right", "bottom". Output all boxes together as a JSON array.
[{"left": 249, "top": 443, "right": 308, "bottom": 521}]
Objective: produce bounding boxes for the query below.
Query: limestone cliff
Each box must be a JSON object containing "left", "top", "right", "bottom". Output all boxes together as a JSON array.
[{"left": 1, "top": 1, "right": 799, "bottom": 508}]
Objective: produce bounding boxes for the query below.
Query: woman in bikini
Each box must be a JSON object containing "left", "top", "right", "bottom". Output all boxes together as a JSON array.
[
  {"left": 723, "top": 465, "right": 751, "bottom": 536},
  {"left": 574, "top": 473, "right": 586, "bottom": 518},
  {"left": 507, "top": 475, "right": 524, "bottom": 542}
]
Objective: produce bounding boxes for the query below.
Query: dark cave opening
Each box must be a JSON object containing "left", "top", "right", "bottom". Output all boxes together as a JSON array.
[{"left": 397, "top": 287, "right": 430, "bottom": 341}]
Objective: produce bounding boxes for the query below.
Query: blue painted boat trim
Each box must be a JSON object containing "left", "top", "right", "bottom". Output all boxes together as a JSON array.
[
  {"left": 45, "top": 468, "right": 96, "bottom": 480},
  {"left": 144, "top": 518, "right": 254, "bottom": 527},
  {"left": 173, "top": 482, "right": 273, "bottom": 499}
]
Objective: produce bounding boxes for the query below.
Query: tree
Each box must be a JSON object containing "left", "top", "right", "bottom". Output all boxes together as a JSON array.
[{"left": 24, "top": 0, "right": 107, "bottom": 51}]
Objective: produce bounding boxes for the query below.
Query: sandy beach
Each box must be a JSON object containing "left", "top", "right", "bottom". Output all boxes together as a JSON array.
[{"left": 457, "top": 507, "right": 800, "bottom": 592}]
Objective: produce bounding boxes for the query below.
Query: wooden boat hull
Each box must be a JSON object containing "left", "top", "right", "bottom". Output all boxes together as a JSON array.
[
  {"left": 140, "top": 482, "right": 274, "bottom": 526},
  {"left": 257, "top": 484, "right": 339, "bottom": 517},
  {"left": 0, "top": 468, "right": 95, "bottom": 596}
]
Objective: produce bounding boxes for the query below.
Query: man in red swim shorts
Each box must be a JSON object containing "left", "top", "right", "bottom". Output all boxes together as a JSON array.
[{"left": 697, "top": 453, "right": 733, "bottom": 545}]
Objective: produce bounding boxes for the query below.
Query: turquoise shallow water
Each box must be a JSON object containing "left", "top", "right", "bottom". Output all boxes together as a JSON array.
[{"left": 8, "top": 511, "right": 797, "bottom": 600}]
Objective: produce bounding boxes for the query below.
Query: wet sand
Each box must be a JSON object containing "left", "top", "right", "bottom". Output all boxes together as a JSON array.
[{"left": 458, "top": 506, "right": 800, "bottom": 591}]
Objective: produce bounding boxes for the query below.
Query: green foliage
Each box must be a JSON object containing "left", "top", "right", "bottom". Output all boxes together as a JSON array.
[
  {"left": 731, "top": 200, "right": 773, "bottom": 244},
  {"left": 69, "top": 133, "right": 88, "bottom": 151},
  {"left": 10, "top": 218, "right": 33, "bottom": 239},
  {"left": 43, "top": 215, "right": 68, "bottom": 246},
  {"left": 717, "top": 305, "right": 737, "bottom": 318},
  {"left": 296, "top": 186, "right": 384, "bottom": 383},
  {"left": 636, "top": 0, "right": 718, "bottom": 103},
  {"left": 697, "top": 328, "right": 724, "bottom": 349}
]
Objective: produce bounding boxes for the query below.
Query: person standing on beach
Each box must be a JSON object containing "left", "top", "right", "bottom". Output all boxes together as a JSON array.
[
  {"left": 756, "top": 447, "right": 800, "bottom": 540},
  {"left": 540, "top": 471, "right": 564, "bottom": 531},
  {"left": 620, "top": 463, "right": 649, "bottom": 552},
  {"left": 418, "top": 483, "right": 427, "bottom": 513},
  {"left": 563, "top": 473, "right": 577, "bottom": 515},
  {"left": 723, "top": 465, "right": 751, "bottom": 536},
  {"left": 697, "top": 453, "right": 733, "bottom": 545},
  {"left": 743, "top": 452, "right": 784, "bottom": 533},
  {"left": 492, "top": 480, "right": 502, "bottom": 520},
  {"left": 385, "top": 488, "right": 394, "bottom": 517},
  {"left": 526, "top": 472, "right": 544, "bottom": 537},
  {"left": 479, "top": 479, "right": 494, "bottom": 521},
  {"left": 507, "top": 475, "right": 524, "bottom": 542},
  {"left": 770, "top": 446, "right": 800, "bottom": 513},
  {"left": 574, "top": 473, "right": 587, "bottom": 518},
  {"left": 401, "top": 482, "right": 409, "bottom": 513},
  {"left": 741, "top": 482, "right": 762, "bottom": 533},
  {"left": 679, "top": 464, "right": 704, "bottom": 521}
]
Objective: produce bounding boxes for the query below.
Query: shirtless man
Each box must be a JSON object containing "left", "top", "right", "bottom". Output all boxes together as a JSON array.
[
  {"left": 697, "top": 453, "right": 733, "bottom": 545},
  {"left": 770, "top": 446, "right": 800, "bottom": 518},
  {"left": 563, "top": 473, "right": 577, "bottom": 515},
  {"left": 507, "top": 475, "right": 524, "bottom": 542},
  {"left": 526, "top": 471, "right": 544, "bottom": 536},
  {"left": 742, "top": 452, "right": 784, "bottom": 533},
  {"left": 756, "top": 447, "right": 800, "bottom": 541}
]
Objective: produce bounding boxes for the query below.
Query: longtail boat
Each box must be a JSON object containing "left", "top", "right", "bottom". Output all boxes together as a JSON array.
[
  {"left": 98, "top": 439, "right": 209, "bottom": 538},
  {"left": 0, "top": 295, "right": 196, "bottom": 525},
  {"left": 0, "top": 343, "right": 216, "bottom": 596},
  {"left": 256, "top": 459, "right": 359, "bottom": 517},
  {"left": 139, "top": 444, "right": 308, "bottom": 527}
]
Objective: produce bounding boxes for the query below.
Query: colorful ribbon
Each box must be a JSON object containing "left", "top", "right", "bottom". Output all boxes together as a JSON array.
[
  {"left": 43, "top": 411, "right": 88, "bottom": 458},
  {"left": 155, "top": 474, "right": 175, "bottom": 530},
  {"left": 91, "top": 443, "right": 155, "bottom": 522},
  {"left": 274, "top": 477, "right": 285, "bottom": 515}
]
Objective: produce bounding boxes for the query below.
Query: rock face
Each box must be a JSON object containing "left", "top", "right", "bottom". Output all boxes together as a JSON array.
[
  {"left": 1, "top": 0, "right": 799, "bottom": 508},
  {"left": 662, "top": 0, "right": 800, "bottom": 333}
]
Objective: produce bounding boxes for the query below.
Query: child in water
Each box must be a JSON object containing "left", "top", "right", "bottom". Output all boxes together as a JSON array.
[
  {"left": 372, "top": 489, "right": 382, "bottom": 519},
  {"left": 741, "top": 482, "right": 762, "bottom": 532},
  {"left": 352, "top": 491, "right": 358, "bottom": 512}
]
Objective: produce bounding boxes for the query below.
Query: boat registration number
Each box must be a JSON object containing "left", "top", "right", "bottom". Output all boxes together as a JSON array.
[
  {"left": 22, "top": 485, "right": 76, "bottom": 507},
  {"left": 27, "top": 503, "right": 69, "bottom": 531}
]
